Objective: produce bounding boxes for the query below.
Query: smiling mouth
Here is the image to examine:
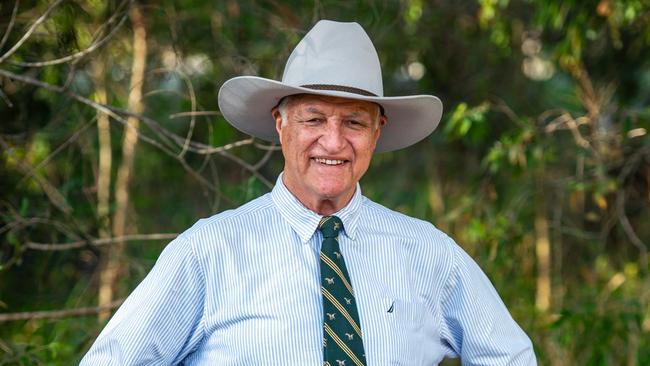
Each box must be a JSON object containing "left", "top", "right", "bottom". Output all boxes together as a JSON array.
[{"left": 312, "top": 157, "right": 348, "bottom": 166}]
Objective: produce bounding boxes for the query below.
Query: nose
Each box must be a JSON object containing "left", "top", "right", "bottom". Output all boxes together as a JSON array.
[{"left": 319, "top": 120, "right": 346, "bottom": 152}]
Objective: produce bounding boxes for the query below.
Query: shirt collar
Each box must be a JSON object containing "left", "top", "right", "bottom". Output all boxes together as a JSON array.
[{"left": 271, "top": 172, "right": 363, "bottom": 243}]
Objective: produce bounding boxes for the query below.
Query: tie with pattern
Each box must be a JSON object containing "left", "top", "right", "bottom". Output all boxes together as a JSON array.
[{"left": 318, "top": 216, "right": 366, "bottom": 366}]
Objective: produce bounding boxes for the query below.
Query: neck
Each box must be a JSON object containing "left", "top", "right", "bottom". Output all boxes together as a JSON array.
[
  {"left": 281, "top": 175, "right": 354, "bottom": 216},
  {"left": 310, "top": 199, "right": 346, "bottom": 216}
]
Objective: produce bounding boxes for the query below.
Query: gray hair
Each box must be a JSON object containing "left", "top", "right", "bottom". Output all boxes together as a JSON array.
[{"left": 277, "top": 95, "right": 296, "bottom": 127}]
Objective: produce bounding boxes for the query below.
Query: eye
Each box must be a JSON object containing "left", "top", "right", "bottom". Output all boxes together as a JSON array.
[
  {"left": 346, "top": 119, "right": 367, "bottom": 129},
  {"left": 298, "top": 116, "right": 324, "bottom": 125}
]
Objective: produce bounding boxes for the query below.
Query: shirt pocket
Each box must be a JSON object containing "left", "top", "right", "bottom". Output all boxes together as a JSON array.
[{"left": 383, "top": 297, "right": 425, "bottom": 365}]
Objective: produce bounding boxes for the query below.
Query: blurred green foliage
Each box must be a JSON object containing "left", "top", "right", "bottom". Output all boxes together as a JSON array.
[{"left": 1, "top": 0, "right": 649, "bottom": 365}]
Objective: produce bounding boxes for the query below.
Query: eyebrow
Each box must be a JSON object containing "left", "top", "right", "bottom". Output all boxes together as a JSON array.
[
  {"left": 305, "top": 107, "right": 325, "bottom": 115},
  {"left": 345, "top": 112, "right": 365, "bottom": 118}
]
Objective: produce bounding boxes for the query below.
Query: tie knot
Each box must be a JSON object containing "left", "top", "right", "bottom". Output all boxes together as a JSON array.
[{"left": 318, "top": 216, "right": 343, "bottom": 238}]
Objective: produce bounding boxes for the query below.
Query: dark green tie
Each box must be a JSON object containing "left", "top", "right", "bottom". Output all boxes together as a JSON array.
[{"left": 318, "top": 216, "right": 366, "bottom": 366}]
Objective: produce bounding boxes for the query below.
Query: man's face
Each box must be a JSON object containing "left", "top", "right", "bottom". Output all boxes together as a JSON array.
[{"left": 274, "top": 94, "right": 385, "bottom": 214}]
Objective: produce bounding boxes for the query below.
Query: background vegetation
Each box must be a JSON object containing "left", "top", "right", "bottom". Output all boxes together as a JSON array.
[{"left": 1, "top": 0, "right": 649, "bottom": 364}]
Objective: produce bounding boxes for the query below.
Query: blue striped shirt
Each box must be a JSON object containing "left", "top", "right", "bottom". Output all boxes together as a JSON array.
[{"left": 81, "top": 174, "right": 536, "bottom": 365}]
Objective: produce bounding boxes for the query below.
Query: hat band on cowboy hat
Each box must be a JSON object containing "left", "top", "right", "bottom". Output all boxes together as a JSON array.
[
  {"left": 217, "top": 19, "right": 443, "bottom": 153},
  {"left": 301, "top": 84, "right": 378, "bottom": 97}
]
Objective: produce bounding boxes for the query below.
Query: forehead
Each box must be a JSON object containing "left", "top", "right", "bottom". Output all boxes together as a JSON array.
[{"left": 287, "top": 94, "right": 380, "bottom": 115}]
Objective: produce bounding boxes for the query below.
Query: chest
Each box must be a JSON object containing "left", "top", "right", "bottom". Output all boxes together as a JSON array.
[{"left": 188, "top": 233, "right": 446, "bottom": 365}]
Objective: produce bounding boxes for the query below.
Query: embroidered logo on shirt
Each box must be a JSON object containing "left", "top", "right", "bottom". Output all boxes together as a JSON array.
[{"left": 387, "top": 302, "right": 394, "bottom": 313}]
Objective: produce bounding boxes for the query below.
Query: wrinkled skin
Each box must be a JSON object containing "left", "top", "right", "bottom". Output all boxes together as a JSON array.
[{"left": 273, "top": 94, "right": 386, "bottom": 215}]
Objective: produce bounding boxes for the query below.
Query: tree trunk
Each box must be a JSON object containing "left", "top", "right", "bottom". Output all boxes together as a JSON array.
[
  {"left": 535, "top": 180, "right": 552, "bottom": 313},
  {"left": 97, "top": 3, "right": 147, "bottom": 321},
  {"left": 92, "top": 56, "right": 113, "bottom": 322}
]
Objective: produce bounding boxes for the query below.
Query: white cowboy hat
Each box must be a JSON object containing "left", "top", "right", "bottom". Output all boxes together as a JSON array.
[{"left": 217, "top": 20, "right": 443, "bottom": 153}]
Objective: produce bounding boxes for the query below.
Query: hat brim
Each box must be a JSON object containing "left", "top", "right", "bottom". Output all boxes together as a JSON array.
[{"left": 217, "top": 76, "right": 443, "bottom": 153}]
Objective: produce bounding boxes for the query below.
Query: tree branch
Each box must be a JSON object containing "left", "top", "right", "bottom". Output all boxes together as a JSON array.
[
  {"left": 147, "top": 67, "right": 199, "bottom": 159},
  {"left": 0, "top": 136, "right": 73, "bottom": 214},
  {"left": 0, "top": 67, "right": 248, "bottom": 155},
  {"left": 0, "top": 86, "right": 13, "bottom": 107},
  {"left": 0, "top": 68, "right": 269, "bottom": 191},
  {"left": 169, "top": 111, "right": 222, "bottom": 119},
  {"left": 616, "top": 189, "right": 649, "bottom": 273},
  {"left": 0, "top": 0, "right": 20, "bottom": 53},
  {"left": 25, "top": 233, "right": 178, "bottom": 251},
  {"left": 0, "top": 299, "right": 124, "bottom": 322},
  {"left": 0, "top": 0, "right": 65, "bottom": 64},
  {"left": 8, "top": 10, "right": 130, "bottom": 68},
  {"left": 16, "top": 117, "right": 96, "bottom": 186}
]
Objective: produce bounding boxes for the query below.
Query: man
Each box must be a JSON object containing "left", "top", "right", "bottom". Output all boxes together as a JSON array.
[{"left": 81, "top": 20, "right": 536, "bottom": 365}]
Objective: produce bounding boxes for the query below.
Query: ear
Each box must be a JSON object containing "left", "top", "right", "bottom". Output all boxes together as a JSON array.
[
  {"left": 374, "top": 114, "right": 387, "bottom": 141},
  {"left": 378, "top": 114, "right": 387, "bottom": 128},
  {"left": 272, "top": 107, "right": 283, "bottom": 136}
]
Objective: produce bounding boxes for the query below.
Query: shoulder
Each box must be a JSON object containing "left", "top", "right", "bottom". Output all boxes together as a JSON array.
[
  {"left": 360, "top": 196, "right": 459, "bottom": 273},
  {"left": 161, "top": 193, "right": 275, "bottom": 259},
  {"left": 180, "top": 193, "right": 275, "bottom": 240},
  {"left": 361, "top": 196, "right": 452, "bottom": 243}
]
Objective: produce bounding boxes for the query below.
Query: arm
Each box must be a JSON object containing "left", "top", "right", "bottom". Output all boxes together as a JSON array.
[
  {"left": 80, "top": 236, "right": 205, "bottom": 365},
  {"left": 439, "top": 244, "right": 536, "bottom": 366}
]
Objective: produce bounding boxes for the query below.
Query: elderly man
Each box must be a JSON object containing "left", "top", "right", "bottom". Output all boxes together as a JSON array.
[{"left": 81, "top": 20, "right": 536, "bottom": 365}]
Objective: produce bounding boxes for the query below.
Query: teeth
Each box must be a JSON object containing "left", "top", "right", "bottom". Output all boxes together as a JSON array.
[{"left": 314, "top": 158, "right": 344, "bottom": 165}]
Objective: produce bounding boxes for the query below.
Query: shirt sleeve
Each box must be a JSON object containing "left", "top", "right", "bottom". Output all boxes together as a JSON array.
[
  {"left": 80, "top": 236, "right": 206, "bottom": 366},
  {"left": 439, "top": 244, "right": 537, "bottom": 366}
]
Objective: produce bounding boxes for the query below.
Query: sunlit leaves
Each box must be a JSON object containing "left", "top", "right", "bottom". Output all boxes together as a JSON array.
[
  {"left": 443, "top": 102, "right": 490, "bottom": 144},
  {"left": 478, "top": 0, "right": 513, "bottom": 52},
  {"left": 478, "top": 0, "right": 510, "bottom": 27},
  {"left": 403, "top": 0, "right": 423, "bottom": 34}
]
